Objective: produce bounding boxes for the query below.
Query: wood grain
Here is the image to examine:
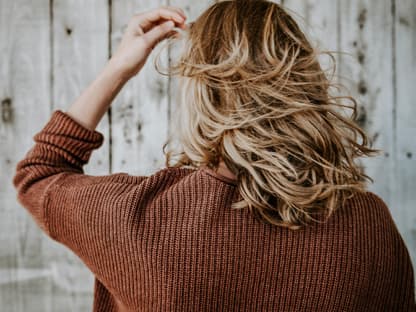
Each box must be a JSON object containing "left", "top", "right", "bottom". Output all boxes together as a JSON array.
[
  {"left": 394, "top": 0, "right": 416, "bottom": 271},
  {"left": 110, "top": 0, "right": 170, "bottom": 176},
  {"left": 338, "top": 0, "right": 395, "bottom": 202},
  {"left": 47, "top": 1, "right": 110, "bottom": 310},
  {"left": 282, "top": 0, "right": 338, "bottom": 74},
  {"left": 0, "top": 0, "right": 415, "bottom": 310},
  {"left": 0, "top": 1, "right": 52, "bottom": 311}
]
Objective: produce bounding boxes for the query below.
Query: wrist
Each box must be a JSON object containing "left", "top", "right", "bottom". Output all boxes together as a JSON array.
[{"left": 104, "top": 59, "right": 133, "bottom": 84}]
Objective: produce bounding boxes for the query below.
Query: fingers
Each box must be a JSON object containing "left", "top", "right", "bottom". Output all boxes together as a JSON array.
[
  {"left": 133, "top": 7, "right": 186, "bottom": 32},
  {"left": 142, "top": 19, "right": 176, "bottom": 48},
  {"left": 159, "top": 5, "right": 186, "bottom": 19}
]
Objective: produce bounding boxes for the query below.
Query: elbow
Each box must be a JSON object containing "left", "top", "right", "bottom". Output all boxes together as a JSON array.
[{"left": 12, "top": 166, "right": 53, "bottom": 235}]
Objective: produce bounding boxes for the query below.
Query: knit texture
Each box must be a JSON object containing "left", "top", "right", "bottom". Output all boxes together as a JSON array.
[{"left": 13, "top": 110, "right": 416, "bottom": 312}]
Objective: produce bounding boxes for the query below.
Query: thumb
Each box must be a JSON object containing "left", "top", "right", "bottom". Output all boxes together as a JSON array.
[{"left": 143, "top": 20, "right": 175, "bottom": 48}]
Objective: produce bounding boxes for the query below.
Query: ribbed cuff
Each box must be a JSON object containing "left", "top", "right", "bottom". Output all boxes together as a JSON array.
[
  {"left": 44, "top": 110, "right": 105, "bottom": 143},
  {"left": 32, "top": 110, "right": 105, "bottom": 167}
]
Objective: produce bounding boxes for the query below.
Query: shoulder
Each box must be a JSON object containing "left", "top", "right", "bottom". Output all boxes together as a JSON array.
[
  {"left": 331, "top": 190, "right": 402, "bottom": 248},
  {"left": 153, "top": 166, "right": 198, "bottom": 179},
  {"left": 145, "top": 166, "right": 198, "bottom": 185},
  {"left": 343, "top": 190, "right": 408, "bottom": 255},
  {"left": 104, "top": 166, "right": 198, "bottom": 186},
  {"left": 350, "top": 192, "right": 415, "bottom": 309},
  {"left": 351, "top": 191, "right": 395, "bottom": 226},
  {"left": 342, "top": 190, "right": 394, "bottom": 222},
  {"left": 110, "top": 167, "right": 199, "bottom": 196}
]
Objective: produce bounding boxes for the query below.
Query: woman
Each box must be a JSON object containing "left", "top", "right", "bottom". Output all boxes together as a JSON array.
[{"left": 13, "top": 1, "right": 415, "bottom": 311}]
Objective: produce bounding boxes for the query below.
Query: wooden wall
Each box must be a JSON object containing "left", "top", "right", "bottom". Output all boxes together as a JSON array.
[{"left": 0, "top": 0, "right": 414, "bottom": 310}]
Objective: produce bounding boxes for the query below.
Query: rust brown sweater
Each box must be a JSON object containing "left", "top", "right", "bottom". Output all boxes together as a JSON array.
[{"left": 13, "top": 110, "right": 416, "bottom": 311}]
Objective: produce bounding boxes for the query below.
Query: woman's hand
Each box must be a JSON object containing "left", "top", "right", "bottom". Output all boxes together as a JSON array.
[
  {"left": 65, "top": 6, "right": 187, "bottom": 131},
  {"left": 108, "top": 6, "right": 187, "bottom": 80}
]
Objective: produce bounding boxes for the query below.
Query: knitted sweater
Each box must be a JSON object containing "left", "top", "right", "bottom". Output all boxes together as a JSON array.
[{"left": 13, "top": 110, "right": 416, "bottom": 312}]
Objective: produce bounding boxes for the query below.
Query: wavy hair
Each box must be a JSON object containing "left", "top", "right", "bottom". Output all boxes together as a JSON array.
[{"left": 154, "top": 0, "right": 381, "bottom": 230}]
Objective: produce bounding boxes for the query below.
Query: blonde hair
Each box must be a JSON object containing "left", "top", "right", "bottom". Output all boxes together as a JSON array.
[{"left": 154, "top": 0, "right": 380, "bottom": 230}]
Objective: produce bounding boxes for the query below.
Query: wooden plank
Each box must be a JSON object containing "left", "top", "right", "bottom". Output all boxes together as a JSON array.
[
  {"left": 0, "top": 1, "right": 52, "bottom": 311},
  {"left": 44, "top": 0, "right": 110, "bottom": 311},
  {"left": 111, "top": 0, "right": 170, "bottom": 176},
  {"left": 0, "top": 0, "right": 413, "bottom": 310},
  {"left": 281, "top": 0, "right": 338, "bottom": 73},
  {"left": 394, "top": 0, "right": 416, "bottom": 271},
  {"left": 52, "top": 0, "right": 110, "bottom": 175},
  {"left": 338, "top": 1, "right": 394, "bottom": 204}
]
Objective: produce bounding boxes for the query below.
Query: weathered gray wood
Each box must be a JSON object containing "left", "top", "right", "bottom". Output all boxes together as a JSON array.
[
  {"left": 394, "top": 0, "right": 416, "bottom": 273},
  {"left": 0, "top": 1, "right": 52, "bottom": 311},
  {"left": 282, "top": 0, "right": 338, "bottom": 74},
  {"left": 0, "top": 0, "right": 110, "bottom": 311},
  {"left": 111, "top": 0, "right": 170, "bottom": 176},
  {"left": 45, "top": 0, "right": 110, "bottom": 311},
  {"left": 338, "top": 1, "right": 394, "bottom": 202},
  {"left": 0, "top": 0, "right": 415, "bottom": 310},
  {"left": 52, "top": 0, "right": 110, "bottom": 174}
]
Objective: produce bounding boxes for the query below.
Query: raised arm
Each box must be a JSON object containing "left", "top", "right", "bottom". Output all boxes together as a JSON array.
[
  {"left": 12, "top": 6, "right": 187, "bottom": 289},
  {"left": 66, "top": 6, "right": 187, "bottom": 131}
]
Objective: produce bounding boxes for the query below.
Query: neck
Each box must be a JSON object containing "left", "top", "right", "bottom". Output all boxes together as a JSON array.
[{"left": 215, "top": 160, "right": 237, "bottom": 180}]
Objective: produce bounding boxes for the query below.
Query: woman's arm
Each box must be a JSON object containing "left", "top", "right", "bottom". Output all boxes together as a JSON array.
[
  {"left": 12, "top": 5, "right": 187, "bottom": 285},
  {"left": 66, "top": 6, "right": 187, "bottom": 131},
  {"left": 65, "top": 63, "right": 127, "bottom": 131},
  {"left": 13, "top": 5, "right": 187, "bottom": 231},
  {"left": 12, "top": 5, "right": 187, "bottom": 292}
]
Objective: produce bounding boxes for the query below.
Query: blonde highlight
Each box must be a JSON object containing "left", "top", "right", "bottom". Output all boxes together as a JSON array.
[{"left": 154, "top": 0, "right": 381, "bottom": 230}]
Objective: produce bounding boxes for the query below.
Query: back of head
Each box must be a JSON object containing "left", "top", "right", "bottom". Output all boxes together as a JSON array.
[{"left": 156, "top": 0, "right": 380, "bottom": 230}]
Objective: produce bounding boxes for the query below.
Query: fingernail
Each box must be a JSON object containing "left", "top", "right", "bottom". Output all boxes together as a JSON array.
[{"left": 166, "top": 20, "right": 175, "bottom": 28}]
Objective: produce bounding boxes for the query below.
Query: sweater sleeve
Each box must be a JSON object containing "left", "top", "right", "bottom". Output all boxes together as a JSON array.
[{"left": 12, "top": 110, "right": 148, "bottom": 290}]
